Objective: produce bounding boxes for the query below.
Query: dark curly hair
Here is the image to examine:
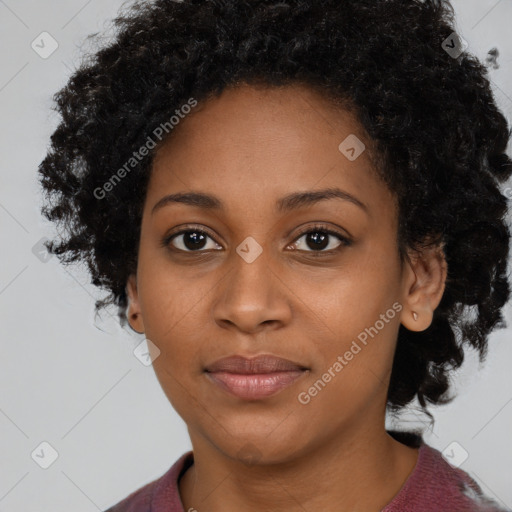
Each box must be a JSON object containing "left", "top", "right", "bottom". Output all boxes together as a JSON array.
[{"left": 38, "top": 0, "right": 512, "bottom": 415}]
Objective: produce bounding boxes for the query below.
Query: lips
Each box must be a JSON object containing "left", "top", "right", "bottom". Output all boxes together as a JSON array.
[
  {"left": 204, "top": 354, "right": 308, "bottom": 374},
  {"left": 204, "top": 354, "right": 309, "bottom": 400}
]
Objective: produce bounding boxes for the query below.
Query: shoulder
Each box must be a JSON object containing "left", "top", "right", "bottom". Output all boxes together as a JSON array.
[
  {"left": 103, "top": 480, "right": 154, "bottom": 512},
  {"left": 103, "top": 451, "right": 194, "bottom": 512},
  {"left": 384, "top": 437, "right": 509, "bottom": 512}
]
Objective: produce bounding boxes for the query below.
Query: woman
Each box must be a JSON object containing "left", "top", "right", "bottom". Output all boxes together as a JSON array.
[{"left": 38, "top": 0, "right": 512, "bottom": 510}]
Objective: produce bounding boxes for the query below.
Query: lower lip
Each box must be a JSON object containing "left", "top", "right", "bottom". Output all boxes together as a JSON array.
[{"left": 205, "top": 370, "right": 307, "bottom": 400}]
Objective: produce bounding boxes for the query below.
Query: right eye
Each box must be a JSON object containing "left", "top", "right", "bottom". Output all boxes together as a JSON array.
[{"left": 163, "top": 227, "right": 223, "bottom": 253}]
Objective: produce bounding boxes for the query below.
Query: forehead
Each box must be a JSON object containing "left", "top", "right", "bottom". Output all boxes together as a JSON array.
[{"left": 146, "top": 83, "right": 394, "bottom": 219}]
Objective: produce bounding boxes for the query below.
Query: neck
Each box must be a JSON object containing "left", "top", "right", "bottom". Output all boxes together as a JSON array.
[{"left": 179, "top": 425, "right": 419, "bottom": 512}]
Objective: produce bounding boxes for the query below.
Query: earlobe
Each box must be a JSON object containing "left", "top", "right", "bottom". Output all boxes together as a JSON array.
[
  {"left": 400, "top": 243, "right": 447, "bottom": 332},
  {"left": 126, "top": 273, "right": 145, "bottom": 334}
]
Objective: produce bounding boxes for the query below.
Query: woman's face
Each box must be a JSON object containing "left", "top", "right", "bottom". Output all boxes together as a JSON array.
[{"left": 127, "top": 83, "right": 440, "bottom": 463}]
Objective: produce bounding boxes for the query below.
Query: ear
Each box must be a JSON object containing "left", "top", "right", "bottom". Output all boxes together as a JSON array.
[
  {"left": 400, "top": 242, "right": 447, "bottom": 332},
  {"left": 126, "top": 273, "right": 145, "bottom": 334}
]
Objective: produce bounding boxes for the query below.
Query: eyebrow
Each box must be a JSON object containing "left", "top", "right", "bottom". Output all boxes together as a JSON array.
[{"left": 151, "top": 187, "right": 368, "bottom": 215}]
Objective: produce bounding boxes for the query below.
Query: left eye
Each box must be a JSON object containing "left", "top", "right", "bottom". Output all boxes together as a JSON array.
[{"left": 290, "top": 228, "right": 350, "bottom": 252}]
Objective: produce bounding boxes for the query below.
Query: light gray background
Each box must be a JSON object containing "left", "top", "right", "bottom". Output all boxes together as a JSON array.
[{"left": 1, "top": 0, "right": 511, "bottom": 510}]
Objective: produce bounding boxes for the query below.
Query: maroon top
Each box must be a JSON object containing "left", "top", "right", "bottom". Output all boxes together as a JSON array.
[{"left": 104, "top": 439, "right": 509, "bottom": 511}]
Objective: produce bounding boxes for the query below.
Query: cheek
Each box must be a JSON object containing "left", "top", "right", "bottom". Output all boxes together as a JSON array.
[
  {"left": 295, "top": 288, "right": 400, "bottom": 423},
  {"left": 141, "top": 283, "right": 204, "bottom": 415},
  {"left": 296, "top": 243, "right": 402, "bottom": 387},
  {"left": 298, "top": 247, "right": 400, "bottom": 338},
  {"left": 136, "top": 264, "right": 205, "bottom": 374},
  {"left": 306, "top": 278, "right": 400, "bottom": 377}
]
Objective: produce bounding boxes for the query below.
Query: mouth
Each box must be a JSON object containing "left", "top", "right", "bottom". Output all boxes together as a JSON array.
[
  {"left": 205, "top": 370, "right": 308, "bottom": 400},
  {"left": 204, "top": 354, "right": 309, "bottom": 373},
  {"left": 204, "top": 354, "right": 309, "bottom": 400}
]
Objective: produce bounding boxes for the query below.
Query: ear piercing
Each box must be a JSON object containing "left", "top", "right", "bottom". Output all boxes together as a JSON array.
[{"left": 412, "top": 311, "right": 418, "bottom": 321}]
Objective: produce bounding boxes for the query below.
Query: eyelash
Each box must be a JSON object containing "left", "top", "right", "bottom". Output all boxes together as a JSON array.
[{"left": 161, "top": 223, "right": 352, "bottom": 256}]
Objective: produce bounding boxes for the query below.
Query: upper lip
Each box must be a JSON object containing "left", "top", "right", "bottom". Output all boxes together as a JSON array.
[{"left": 204, "top": 355, "right": 309, "bottom": 374}]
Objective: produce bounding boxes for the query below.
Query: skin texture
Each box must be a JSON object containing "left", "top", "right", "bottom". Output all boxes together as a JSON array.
[{"left": 126, "top": 83, "right": 447, "bottom": 512}]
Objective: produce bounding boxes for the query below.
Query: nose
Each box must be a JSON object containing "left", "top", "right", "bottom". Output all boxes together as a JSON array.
[{"left": 212, "top": 247, "right": 292, "bottom": 334}]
